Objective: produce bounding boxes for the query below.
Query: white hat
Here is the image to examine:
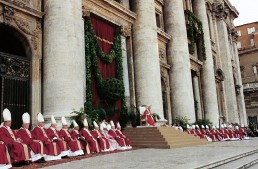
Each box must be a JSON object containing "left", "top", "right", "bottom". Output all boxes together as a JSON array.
[
  {"left": 110, "top": 120, "right": 115, "bottom": 127},
  {"left": 212, "top": 125, "right": 216, "bottom": 129},
  {"left": 72, "top": 120, "right": 78, "bottom": 127},
  {"left": 3, "top": 108, "right": 11, "bottom": 121},
  {"left": 37, "top": 112, "right": 44, "bottom": 122},
  {"left": 224, "top": 124, "right": 228, "bottom": 128},
  {"left": 83, "top": 118, "right": 88, "bottom": 127},
  {"left": 62, "top": 116, "right": 67, "bottom": 125},
  {"left": 51, "top": 115, "right": 56, "bottom": 124},
  {"left": 235, "top": 126, "right": 239, "bottom": 130},
  {"left": 201, "top": 125, "right": 205, "bottom": 129},
  {"left": 102, "top": 122, "right": 107, "bottom": 129},
  {"left": 192, "top": 125, "right": 195, "bottom": 129},
  {"left": 241, "top": 124, "right": 244, "bottom": 128},
  {"left": 187, "top": 124, "right": 190, "bottom": 129},
  {"left": 117, "top": 122, "right": 121, "bottom": 128},
  {"left": 196, "top": 125, "right": 199, "bottom": 129},
  {"left": 229, "top": 125, "right": 232, "bottom": 129},
  {"left": 93, "top": 121, "right": 99, "bottom": 128},
  {"left": 205, "top": 125, "right": 209, "bottom": 129},
  {"left": 107, "top": 124, "right": 111, "bottom": 131},
  {"left": 22, "top": 112, "right": 30, "bottom": 124},
  {"left": 100, "top": 123, "right": 104, "bottom": 131},
  {"left": 216, "top": 125, "right": 219, "bottom": 129}
]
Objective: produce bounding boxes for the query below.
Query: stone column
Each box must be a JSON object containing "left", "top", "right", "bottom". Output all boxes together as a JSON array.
[
  {"left": 215, "top": 15, "right": 239, "bottom": 124},
  {"left": 193, "top": 73, "right": 203, "bottom": 120},
  {"left": 192, "top": 0, "right": 219, "bottom": 125},
  {"left": 131, "top": 0, "right": 165, "bottom": 120},
  {"left": 43, "top": 0, "right": 85, "bottom": 124},
  {"left": 120, "top": 0, "right": 130, "bottom": 9},
  {"left": 121, "top": 35, "right": 130, "bottom": 107},
  {"left": 232, "top": 35, "right": 247, "bottom": 125},
  {"left": 164, "top": 0, "right": 196, "bottom": 123}
]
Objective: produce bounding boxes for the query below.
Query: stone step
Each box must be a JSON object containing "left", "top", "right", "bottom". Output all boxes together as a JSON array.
[
  {"left": 195, "top": 149, "right": 258, "bottom": 169},
  {"left": 132, "top": 144, "right": 170, "bottom": 149}
]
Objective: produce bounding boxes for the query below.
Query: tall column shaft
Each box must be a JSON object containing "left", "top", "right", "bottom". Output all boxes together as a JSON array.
[
  {"left": 43, "top": 0, "right": 85, "bottom": 121},
  {"left": 164, "top": 0, "right": 195, "bottom": 123},
  {"left": 217, "top": 20, "right": 239, "bottom": 123},
  {"left": 121, "top": 35, "right": 130, "bottom": 107},
  {"left": 232, "top": 40, "right": 247, "bottom": 125},
  {"left": 193, "top": 0, "right": 219, "bottom": 125},
  {"left": 131, "top": 0, "right": 164, "bottom": 119},
  {"left": 193, "top": 75, "right": 203, "bottom": 120}
]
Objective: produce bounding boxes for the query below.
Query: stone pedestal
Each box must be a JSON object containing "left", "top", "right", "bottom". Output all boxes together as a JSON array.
[
  {"left": 43, "top": 0, "right": 85, "bottom": 122},
  {"left": 193, "top": 0, "right": 219, "bottom": 125},
  {"left": 131, "top": 0, "right": 165, "bottom": 120},
  {"left": 164, "top": 0, "right": 195, "bottom": 123}
]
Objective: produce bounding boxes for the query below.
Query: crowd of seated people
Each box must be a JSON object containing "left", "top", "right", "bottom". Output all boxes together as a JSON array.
[
  {"left": 0, "top": 109, "right": 132, "bottom": 168},
  {"left": 186, "top": 124, "right": 250, "bottom": 142}
]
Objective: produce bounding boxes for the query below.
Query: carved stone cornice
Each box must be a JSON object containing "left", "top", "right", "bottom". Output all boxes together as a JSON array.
[
  {"left": 83, "top": 0, "right": 136, "bottom": 28},
  {"left": 157, "top": 28, "right": 171, "bottom": 44},
  {"left": 212, "top": 1, "right": 229, "bottom": 20}
]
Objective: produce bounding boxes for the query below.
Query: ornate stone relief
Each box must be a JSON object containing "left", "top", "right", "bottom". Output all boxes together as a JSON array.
[
  {"left": 14, "top": 17, "right": 33, "bottom": 35},
  {"left": 3, "top": 5, "right": 15, "bottom": 24},
  {"left": 212, "top": 1, "right": 229, "bottom": 20},
  {"left": 230, "top": 28, "right": 238, "bottom": 42},
  {"left": 121, "top": 25, "right": 131, "bottom": 37}
]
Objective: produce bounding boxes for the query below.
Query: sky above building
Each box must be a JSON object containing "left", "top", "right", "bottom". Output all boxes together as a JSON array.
[{"left": 229, "top": 0, "right": 258, "bottom": 26}]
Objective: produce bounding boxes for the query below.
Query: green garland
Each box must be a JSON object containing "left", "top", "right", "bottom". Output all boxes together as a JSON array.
[
  {"left": 84, "top": 17, "right": 128, "bottom": 128},
  {"left": 184, "top": 10, "right": 206, "bottom": 60}
]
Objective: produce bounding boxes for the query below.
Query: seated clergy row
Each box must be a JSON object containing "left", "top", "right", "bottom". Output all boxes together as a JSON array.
[
  {"left": 187, "top": 124, "right": 249, "bottom": 142},
  {"left": 0, "top": 109, "right": 132, "bottom": 168}
]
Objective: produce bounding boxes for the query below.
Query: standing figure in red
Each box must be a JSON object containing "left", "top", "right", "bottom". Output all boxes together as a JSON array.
[
  {"left": 46, "top": 115, "right": 69, "bottom": 157},
  {"left": 32, "top": 113, "right": 61, "bottom": 161},
  {"left": 141, "top": 105, "right": 155, "bottom": 126},
  {"left": 16, "top": 112, "right": 46, "bottom": 163},
  {"left": 108, "top": 121, "right": 127, "bottom": 150},
  {"left": 91, "top": 121, "right": 110, "bottom": 152},
  {"left": 0, "top": 108, "right": 31, "bottom": 167},
  {"left": 80, "top": 119, "right": 100, "bottom": 154},
  {"left": 116, "top": 122, "right": 132, "bottom": 149},
  {"left": 59, "top": 117, "right": 84, "bottom": 156}
]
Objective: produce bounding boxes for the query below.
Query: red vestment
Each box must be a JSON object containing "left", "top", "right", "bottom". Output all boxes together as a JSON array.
[
  {"left": 16, "top": 128, "right": 45, "bottom": 156},
  {"left": 115, "top": 130, "right": 132, "bottom": 146},
  {"left": 141, "top": 109, "right": 155, "bottom": 126},
  {"left": 59, "top": 129, "right": 84, "bottom": 152},
  {"left": 0, "top": 141, "right": 11, "bottom": 165},
  {"left": 0, "top": 126, "right": 31, "bottom": 164},
  {"left": 70, "top": 129, "right": 90, "bottom": 154},
  {"left": 91, "top": 129, "right": 110, "bottom": 151},
  {"left": 80, "top": 128, "right": 100, "bottom": 153},
  {"left": 108, "top": 129, "right": 126, "bottom": 147},
  {"left": 32, "top": 126, "right": 61, "bottom": 156},
  {"left": 46, "top": 128, "right": 69, "bottom": 153}
]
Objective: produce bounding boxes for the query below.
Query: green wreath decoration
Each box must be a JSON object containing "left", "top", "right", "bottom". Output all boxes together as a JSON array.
[{"left": 184, "top": 10, "right": 206, "bottom": 60}]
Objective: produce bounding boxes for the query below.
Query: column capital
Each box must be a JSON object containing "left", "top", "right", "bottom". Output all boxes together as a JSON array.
[
  {"left": 82, "top": 5, "right": 91, "bottom": 17},
  {"left": 212, "top": 1, "right": 229, "bottom": 20},
  {"left": 121, "top": 25, "right": 131, "bottom": 37}
]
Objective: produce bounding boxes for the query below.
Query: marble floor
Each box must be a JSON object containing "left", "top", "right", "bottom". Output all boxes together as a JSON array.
[{"left": 42, "top": 138, "right": 258, "bottom": 169}]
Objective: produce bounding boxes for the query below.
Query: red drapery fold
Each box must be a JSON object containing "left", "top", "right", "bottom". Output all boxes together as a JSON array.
[{"left": 90, "top": 16, "right": 121, "bottom": 122}]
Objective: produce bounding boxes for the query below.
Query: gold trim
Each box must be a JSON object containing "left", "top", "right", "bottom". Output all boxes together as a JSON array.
[
  {"left": 97, "top": 36, "right": 113, "bottom": 45},
  {"left": 21, "top": 143, "right": 30, "bottom": 161}
]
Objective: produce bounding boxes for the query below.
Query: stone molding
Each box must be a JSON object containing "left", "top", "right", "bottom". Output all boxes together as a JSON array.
[{"left": 212, "top": 1, "right": 229, "bottom": 20}]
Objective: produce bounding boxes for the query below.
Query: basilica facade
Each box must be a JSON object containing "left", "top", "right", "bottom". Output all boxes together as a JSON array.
[{"left": 0, "top": 0, "right": 246, "bottom": 128}]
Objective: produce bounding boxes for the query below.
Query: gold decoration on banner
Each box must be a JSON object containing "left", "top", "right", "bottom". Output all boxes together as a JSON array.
[{"left": 96, "top": 36, "right": 113, "bottom": 45}]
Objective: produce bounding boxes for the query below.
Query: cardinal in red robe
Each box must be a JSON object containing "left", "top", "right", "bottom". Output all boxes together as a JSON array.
[
  {"left": 46, "top": 115, "right": 69, "bottom": 157},
  {"left": 108, "top": 121, "right": 127, "bottom": 150},
  {"left": 0, "top": 109, "right": 31, "bottom": 167},
  {"left": 0, "top": 140, "right": 12, "bottom": 169},
  {"left": 140, "top": 105, "right": 155, "bottom": 126},
  {"left": 70, "top": 120, "right": 90, "bottom": 155},
  {"left": 80, "top": 119, "right": 100, "bottom": 154},
  {"left": 116, "top": 122, "right": 132, "bottom": 149},
  {"left": 91, "top": 121, "right": 110, "bottom": 152},
  {"left": 16, "top": 112, "right": 46, "bottom": 163},
  {"left": 32, "top": 113, "right": 61, "bottom": 161},
  {"left": 59, "top": 117, "right": 84, "bottom": 156}
]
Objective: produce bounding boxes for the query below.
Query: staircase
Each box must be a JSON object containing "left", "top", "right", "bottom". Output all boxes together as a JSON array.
[{"left": 123, "top": 127, "right": 209, "bottom": 149}]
